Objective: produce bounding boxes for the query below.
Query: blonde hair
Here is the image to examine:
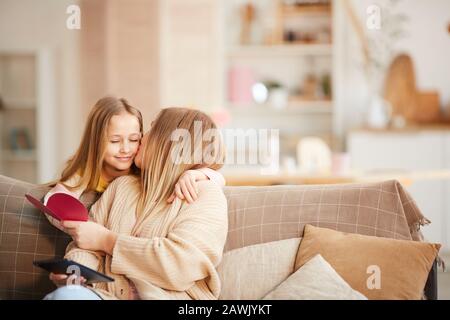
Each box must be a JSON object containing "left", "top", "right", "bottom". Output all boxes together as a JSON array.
[
  {"left": 58, "top": 96, "right": 143, "bottom": 191},
  {"left": 136, "top": 107, "right": 225, "bottom": 221}
]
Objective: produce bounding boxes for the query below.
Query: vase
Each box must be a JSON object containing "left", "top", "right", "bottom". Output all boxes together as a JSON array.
[
  {"left": 367, "top": 94, "right": 392, "bottom": 129},
  {"left": 269, "top": 88, "right": 289, "bottom": 110}
]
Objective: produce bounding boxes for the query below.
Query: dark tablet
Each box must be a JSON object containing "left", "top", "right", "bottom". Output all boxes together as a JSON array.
[{"left": 33, "top": 258, "right": 114, "bottom": 284}]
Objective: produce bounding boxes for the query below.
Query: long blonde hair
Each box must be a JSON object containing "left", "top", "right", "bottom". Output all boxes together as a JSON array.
[
  {"left": 58, "top": 96, "right": 143, "bottom": 191},
  {"left": 136, "top": 107, "right": 225, "bottom": 221}
]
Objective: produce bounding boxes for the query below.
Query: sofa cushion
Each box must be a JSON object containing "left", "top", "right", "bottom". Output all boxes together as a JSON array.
[
  {"left": 263, "top": 254, "right": 367, "bottom": 300},
  {"left": 295, "top": 225, "right": 440, "bottom": 300},
  {"left": 217, "top": 238, "right": 301, "bottom": 300},
  {"left": 223, "top": 180, "right": 428, "bottom": 252},
  {"left": 0, "top": 175, "right": 99, "bottom": 299}
]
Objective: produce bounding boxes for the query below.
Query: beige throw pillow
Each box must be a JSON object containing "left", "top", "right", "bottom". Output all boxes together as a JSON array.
[
  {"left": 263, "top": 254, "right": 367, "bottom": 300},
  {"left": 217, "top": 238, "right": 301, "bottom": 300},
  {"left": 295, "top": 225, "right": 441, "bottom": 300}
]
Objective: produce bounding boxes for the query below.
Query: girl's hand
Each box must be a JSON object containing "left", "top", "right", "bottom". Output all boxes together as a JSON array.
[
  {"left": 49, "top": 272, "right": 86, "bottom": 287},
  {"left": 167, "top": 170, "right": 206, "bottom": 204},
  {"left": 62, "top": 221, "right": 111, "bottom": 252}
]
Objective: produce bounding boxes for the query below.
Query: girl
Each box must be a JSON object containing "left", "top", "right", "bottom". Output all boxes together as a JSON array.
[
  {"left": 46, "top": 107, "right": 228, "bottom": 300},
  {"left": 45, "top": 96, "right": 225, "bottom": 230}
]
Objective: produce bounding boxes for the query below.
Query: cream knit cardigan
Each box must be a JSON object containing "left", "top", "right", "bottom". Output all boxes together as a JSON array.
[{"left": 65, "top": 175, "right": 228, "bottom": 300}]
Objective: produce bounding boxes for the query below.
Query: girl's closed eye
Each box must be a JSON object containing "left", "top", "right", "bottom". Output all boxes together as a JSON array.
[{"left": 129, "top": 134, "right": 141, "bottom": 143}]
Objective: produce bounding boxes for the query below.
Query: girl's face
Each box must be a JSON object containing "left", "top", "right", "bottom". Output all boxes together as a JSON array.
[
  {"left": 134, "top": 131, "right": 149, "bottom": 169},
  {"left": 104, "top": 112, "right": 141, "bottom": 173}
]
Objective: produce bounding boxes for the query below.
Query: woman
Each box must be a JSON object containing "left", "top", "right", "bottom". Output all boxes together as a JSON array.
[{"left": 44, "top": 107, "right": 228, "bottom": 300}]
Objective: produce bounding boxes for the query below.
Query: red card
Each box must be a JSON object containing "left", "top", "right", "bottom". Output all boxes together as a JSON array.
[{"left": 25, "top": 193, "right": 88, "bottom": 222}]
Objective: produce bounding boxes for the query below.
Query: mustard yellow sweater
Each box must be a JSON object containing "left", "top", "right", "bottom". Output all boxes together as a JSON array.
[{"left": 65, "top": 175, "right": 228, "bottom": 300}]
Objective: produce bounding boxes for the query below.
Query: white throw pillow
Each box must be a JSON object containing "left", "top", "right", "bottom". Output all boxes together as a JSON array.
[
  {"left": 217, "top": 238, "right": 302, "bottom": 300},
  {"left": 263, "top": 254, "right": 367, "bottom": 300}
]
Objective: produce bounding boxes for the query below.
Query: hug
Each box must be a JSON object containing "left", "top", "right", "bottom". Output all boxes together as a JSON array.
[{"left": 43, "top": 96, "right": 228, "bottom": 300}]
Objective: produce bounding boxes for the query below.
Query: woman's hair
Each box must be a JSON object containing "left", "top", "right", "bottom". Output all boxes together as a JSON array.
[
  {"left": 136, "top": 107, "right": 225, "bottom": 220},
  {"left": 58, "top": 96, "right": 143, "bottom": 191}
]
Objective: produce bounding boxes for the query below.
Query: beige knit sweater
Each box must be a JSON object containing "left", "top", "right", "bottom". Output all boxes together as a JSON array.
[{"left": 64, "top": 175, "right": 228, "bottom": 300}]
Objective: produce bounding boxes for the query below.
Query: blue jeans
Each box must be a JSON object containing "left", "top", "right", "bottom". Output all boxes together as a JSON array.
[{"left": 44, "top": 285, "right": 102, "bottom": 300}]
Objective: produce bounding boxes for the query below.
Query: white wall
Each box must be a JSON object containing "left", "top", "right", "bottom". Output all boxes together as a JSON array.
[
  {"left": 393, "top": 0, "right": 450, "bottom": 106},
  {"left": 0, "top": 0, "right": 82, "bottom": 181},
  {"left": 334, "top": 0, "right": 450, "bottom": 144}
]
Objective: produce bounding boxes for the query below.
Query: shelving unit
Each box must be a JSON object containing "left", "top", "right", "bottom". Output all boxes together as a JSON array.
[
  {"left": 1, "top": 97, "right": 36, "bottom": 109},
  {"left": 222, "top": 0, "right": 335, "bottom": 163},
  {"left": 281, "top": 4, "right": 331, "bottom": 17},
  {"left": 227, "top": 43, "right": 332, "bottom": 57},
  {"left": 274, "top": 0, "right": 332, "bottom": 45},
  {"left": 1, "top": 149, "right": 37, "bottom": 162},
  {"left": 0, "top": 53, "right": 38, "bottom": 183},
  {"left": 227, "top": 99, "right": 332, "bottom": 114}
]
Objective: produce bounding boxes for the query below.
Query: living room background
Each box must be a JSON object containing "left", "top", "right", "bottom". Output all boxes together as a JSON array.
[{"left": 1, "top": 0, "right": 450, "bottom": 281}]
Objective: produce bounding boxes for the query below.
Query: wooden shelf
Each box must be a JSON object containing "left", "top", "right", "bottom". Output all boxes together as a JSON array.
[
  {"left": 228, "top": 43, "right": 332, "bottom": 58},
  {"left": 222, "top": 169, "right": 450, "bottom": 187},
  {"left": 350, "top": 124, "right": 450, "bottom": 133},
  {"left": 1, "top": 149, "right": 37, "bottom": 162},
  {"left": 227, "top": 99, "right": 332, "bottom": 114},
  {"left": 222, "top": 1, "right": 335, "bottom": 144},
  {"left": 272, "top": 1, "right": 333, "bottom": 47},
  {"left": 1, "top": 97, "right": 36, "bottom": 109},
  {"left": 282, "top": 4, "right": 331, "bottom": 17}
]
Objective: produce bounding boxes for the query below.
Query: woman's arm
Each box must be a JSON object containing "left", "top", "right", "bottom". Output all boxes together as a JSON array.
[
  {"left": 109, "top": 181, "right": 228, "bottom": 292},
  {"left": 64, "top": 241, "right": 104, "bottom": 271}
]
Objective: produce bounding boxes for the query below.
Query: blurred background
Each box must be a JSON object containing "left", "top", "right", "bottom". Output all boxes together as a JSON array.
[{"left": 0, "top": 0, "right": 450, "bottom": 261}]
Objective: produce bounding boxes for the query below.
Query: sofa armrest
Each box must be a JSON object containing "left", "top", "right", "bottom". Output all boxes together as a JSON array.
[{"left": 424, "top": 260, "right": 438, "bottom": 300}]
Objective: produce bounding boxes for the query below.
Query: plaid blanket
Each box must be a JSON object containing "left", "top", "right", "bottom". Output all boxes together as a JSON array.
[{"left": 223, "top": 179, "right": 429, "bottom": 252}]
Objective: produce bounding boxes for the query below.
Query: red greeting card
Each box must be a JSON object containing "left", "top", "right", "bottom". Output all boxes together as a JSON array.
[{"left": 25, "top": 193, "right": 88, "bottom": 222}]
